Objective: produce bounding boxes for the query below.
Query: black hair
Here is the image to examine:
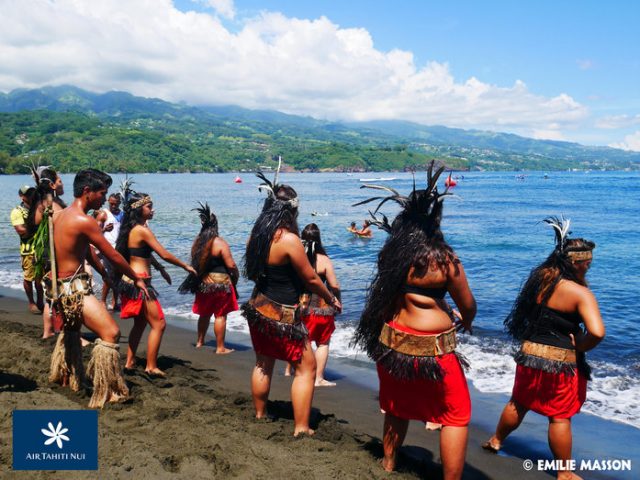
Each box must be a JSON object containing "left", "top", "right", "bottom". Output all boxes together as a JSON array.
[
  {"left": 115, "top": 191, "right": 150, "bottom": 262},
  {"left": 301, "top": 223, "right": 327, "bottom": 269},
  {"left": 504, "top": 237, "right": 595, "bottom": 341},
  {"left": 26, "top": 167, "right": 66, "bottom": 236},
  {"left": 244, "top": 184, "right": 299, "bottom": 281},
  {"left": 108, "top": 192, "right": 121, "bottom": 201},
  {"left": 191, "top": 203, "right": 219, "bottom": 274},
  {"left": 73, "top": 168, "right": 113, "bottom": 198}
]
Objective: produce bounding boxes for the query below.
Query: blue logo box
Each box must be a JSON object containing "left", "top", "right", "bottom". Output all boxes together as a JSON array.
[{"left": 13, "top": 410, "right": 98, "bottom": 470}]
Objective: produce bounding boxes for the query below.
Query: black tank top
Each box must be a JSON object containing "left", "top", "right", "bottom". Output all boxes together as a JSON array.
[
  {"left": 205, "top": 255, "right": 227, "bottom": 274},
  {"left": 257, "top": 264, "right": 303, "bottom": 305},
  {"left": 129, "top": 244, "right": 152, "bottom": 258},
  {"left": 527, "top": 306, "right": 583, "bottom": 349},
  {"left": 401, "top": 284, "right": 447, "bottom": 299}
]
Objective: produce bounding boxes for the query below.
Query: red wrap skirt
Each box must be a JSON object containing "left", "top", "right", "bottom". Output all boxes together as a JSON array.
[
  {"left": 249, "top": 326, "right": 305, "bottom": 362},
  {"left": 120, "top": 274, "right": 165, "bottom": 321},
  {"left": 193, "top": 287, "right": 238, "bottom": 318},
  {"left": 512, "top": 364, "right": 587, "bottom": 418},
  {"left": 302, "top": 313, "right": 335, "bottom": 345},
  {"left": 377, "top": 322, "right": 471, "bottom": 427}
]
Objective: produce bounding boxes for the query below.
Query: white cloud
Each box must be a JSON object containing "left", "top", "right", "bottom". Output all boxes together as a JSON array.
[
  {"left": 205, "top": 0, "right": 235, "bottom": 19},
  {"left": 610, "top": 131, "right": 640, "bottom": 152},
  {"left": 595, "top": 114, "right": 640, "bottom": 129},
  {"left": 0, "top": 0, "right": 589, "bottom": 139}
]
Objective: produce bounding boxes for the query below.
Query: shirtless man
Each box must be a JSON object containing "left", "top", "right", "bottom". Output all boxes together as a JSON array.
[{"left": 49, "top": 168, "right": 149, "bottom": 408}]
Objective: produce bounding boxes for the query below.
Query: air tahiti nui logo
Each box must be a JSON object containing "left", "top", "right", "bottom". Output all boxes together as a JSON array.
[{"left": 41, "top": 421, "right": 70, "bottom": 449}]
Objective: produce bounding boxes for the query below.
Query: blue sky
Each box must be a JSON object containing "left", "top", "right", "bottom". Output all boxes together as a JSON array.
[{"left": 2, "top": 0, "right": 639, "bottom": 149}]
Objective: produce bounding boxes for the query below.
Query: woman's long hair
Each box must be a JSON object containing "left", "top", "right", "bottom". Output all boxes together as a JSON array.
[
  {"left": 352, "top": 178, "right": 459, "bottom": 357},
  {"left": 115, "top": 191, "right": 149, "bottom": 262},
  {"left": 504, "top": 237, "right": 595, "bottom": 341},
  {"left": 26, "top": 167, "right": 64, "bottom": 236},
  {"left": 301, "top": 223, "right": 327, "bottom": 270},
  {"left": 244, "top": 184, "right": 299, "bottom": 282},
  {"left": 190, "top": 203, "right": 219, "bottom": 274}
]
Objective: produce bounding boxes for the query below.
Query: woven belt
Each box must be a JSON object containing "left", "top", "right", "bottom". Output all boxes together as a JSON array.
[
  {"left": 45, "top": 272, "right": 93, "bottom": 300},
  {"left": 379, "top": 324, "right": 457, "bottom": 357},
  {"left": 251, "top": 292, "right": 298, "bottom": 325},
  {"left": 521, "top": 340, "right": 576, "bottom": 363},
  {"left": 202, "top": 272, "right": 231, "bottom": 286}
]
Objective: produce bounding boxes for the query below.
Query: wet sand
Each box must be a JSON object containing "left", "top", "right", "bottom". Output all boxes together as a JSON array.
[{"left": 1, "top": 291, "right": 551, "bottom": 479}]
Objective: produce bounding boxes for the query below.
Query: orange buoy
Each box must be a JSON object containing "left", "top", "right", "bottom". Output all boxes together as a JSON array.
[{"left": 234, "top": 176, "right": 242, "bottom": 183}]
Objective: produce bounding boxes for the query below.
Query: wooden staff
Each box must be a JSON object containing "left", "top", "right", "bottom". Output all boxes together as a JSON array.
[{"left": 46, "top": 193, "right": 58, "bottom": 301}]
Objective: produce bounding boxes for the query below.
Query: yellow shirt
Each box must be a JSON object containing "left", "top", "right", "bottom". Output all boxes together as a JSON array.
[{"left": 10, "top": 205, "right": 35, "bottom": 255}]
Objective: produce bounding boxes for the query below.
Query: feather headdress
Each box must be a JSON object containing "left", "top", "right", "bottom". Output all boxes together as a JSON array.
[
  {"left": 193, "top": 201, "right": 217, "bottom": 229},
  {"left": 119, "top": 176, "right": 136, "bottom": 203},
  {"left": 353, "top": 161, "right": 452, "bottom": 231},
  {"left": 255, "top": 155, "right": 299, "bottom": 208},
  {"left": 543, "top": 215, "right": 571, "bottom": 253}
]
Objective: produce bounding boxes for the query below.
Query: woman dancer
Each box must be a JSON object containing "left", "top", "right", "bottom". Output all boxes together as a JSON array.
[
  {"left": 116, "top": 189, "right": 196, "bottom": 376},
  {"left": 483, "top": 218, "right": 604, "bottom": 480},
  {"left": 179, "top": 202, "right": 238, "bottom": 354},
  {"left": 242, "top": 167, "right": 342, "bottom": 436},
  {"left": 352, "top": 162, "right": 476, "bottom": 479},
  {"left": 298, "top": 223, "right": 340, "bottom": 386}
]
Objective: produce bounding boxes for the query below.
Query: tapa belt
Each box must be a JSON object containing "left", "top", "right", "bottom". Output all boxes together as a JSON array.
[
  {"left": 520, "top": 340, "right": 576, "bottom": 364},
  {"left": 379, "top": 323, "right": 457, "bottom": 357},
  {"left": 250, "top": 292, "right": 297, "bottom": 325}
]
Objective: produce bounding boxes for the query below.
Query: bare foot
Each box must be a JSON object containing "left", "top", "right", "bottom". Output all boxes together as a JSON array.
[
  {"left": 293, "top": 428, "right": 315, "bottom": 438},
  {"left": 145, "top": 368, "right": 167, "bottom": 378},
  {"left": 29, "top": 304, "right": 41, "bottom": 314},
  {"left": 426, "top": 422, "right": 442, "bottom": 431},
  {"left": 215, "top": 347, "right": 235, "bottom": 355},
  {"left": 381, "top": 457, "right": 395, "bottom": 472},
  {"left": 481, "top": 437, "right": 501, "bottom": 454},
  {"left": 42, "top": 333, "right": 55, "bottom": 340},
  {"left": 195, "top": 343, "right": 204, "bottom": 348},
  {"left": 108, "top": 392, "right": 129, "bottom": 404},
  {"left": 315, "top": 379, "right": 336, "bottom": 387}
]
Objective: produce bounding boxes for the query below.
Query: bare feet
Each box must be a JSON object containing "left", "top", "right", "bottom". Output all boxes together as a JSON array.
[
  {"left": 195, "top": 343, "right": 204, "bottom": 349},
  {"left": 293, "top": 428, "right": 315, "bottom": 438},
  {"left": 108, "top": 392, "right": 129, "bottom": 403},
  {"left": 215, "top": 347, "right": 235, "bottom": 355},
  {"left": 29, "top": 304, "right": 41, "bottom": 314},
  {"left": 481, "top": 437, "right": 501, "bottom": 454},
  {"left": 145, "top": 368, "right": 167, "bottom": 378},
  {"left": 42, "top": 333, "right": 55, "bottom": 340},
  {"left": 315, "top": 379, "right": 336, "bottom": 387}
]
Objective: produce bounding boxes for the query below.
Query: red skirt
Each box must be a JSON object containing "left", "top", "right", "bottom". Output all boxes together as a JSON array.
[
  {"left": 302, "top": 313, "right": 335, "bottom": 345},
  {"left": 249, "top": 324, "right": 305, "bottom": 362},
  {"left": 377, "top": 322, "right": 471, "bottom": 427},
  {"left": 120, "top": 275, "right": 164, "bottom": 320},
  {"left": 512, "top": 364, "right": 587, "bottom": 418},
  {"left": 193, "top": 288, "right": 238, "bottom": 318}
]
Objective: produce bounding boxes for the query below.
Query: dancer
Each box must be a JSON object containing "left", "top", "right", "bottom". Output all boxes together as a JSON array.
[
  {"left": 95, "top": 192, "right": 124, "bottom": 310},
  {"left": 179, "top": 202, "right": 238, "bottom": 353},
  {"left": 242, "top": 165, "right": 342, "bottom": 436},
  {"left": 352, "top": 162, "right": 476, "bottom": 478},
  {"left": 483, "top": 217, "right": 604, "bottom": 480},
  {"left": 116, "top": 187, "right": 196, "bottom": 377},
  {"left": 299, "top": 223, "right": 340, "bottom": 386},
  {"left": 26, "top": 166, "right": 66, "bottom": 338},
  {"left": 46, "top": 168, "right": 149, "bottom": 408},
  {"left": 10, "top": 185, "right": 43, "bottom": 314}
]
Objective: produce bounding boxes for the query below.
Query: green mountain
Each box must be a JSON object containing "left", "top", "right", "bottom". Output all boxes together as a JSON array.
[{"left": 0, "top": 85, "right": 638, "bottom": 173}]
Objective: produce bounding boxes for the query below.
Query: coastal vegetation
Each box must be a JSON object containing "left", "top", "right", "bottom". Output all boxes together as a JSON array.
[{"left": 1, "top": 86, "right": 638, "bottom": 173}]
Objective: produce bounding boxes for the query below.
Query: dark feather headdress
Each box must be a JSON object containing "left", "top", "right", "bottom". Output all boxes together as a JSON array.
[
  {"left": 193, "top": 201, "right": 217, "bottom": 230},
  {"left": 353, "top": 161, "right": 452, "bottom": 230},
  {"left": 255, "top": 156, "right": 299, "bottom": 208},
  {"left": 119, "top": 176, "right": 136, "bottom": 204}
]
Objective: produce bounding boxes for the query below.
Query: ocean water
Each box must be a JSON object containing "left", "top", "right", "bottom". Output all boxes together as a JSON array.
[{"left": 1, "top": 171, "right": 638, "bottom": 429}]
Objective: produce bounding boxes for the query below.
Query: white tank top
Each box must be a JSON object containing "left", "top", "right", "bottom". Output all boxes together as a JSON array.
[{"left": 102, "top": 209, "right": 122, "bottom": 246}]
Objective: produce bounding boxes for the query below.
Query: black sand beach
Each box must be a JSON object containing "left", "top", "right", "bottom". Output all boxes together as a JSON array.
[{"left": 0, "top": 287, "right": 624, "bottom": 479}]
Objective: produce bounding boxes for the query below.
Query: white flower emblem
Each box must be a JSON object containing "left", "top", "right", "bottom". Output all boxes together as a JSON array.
[{"left": 41, "top": 421, "right": 70, "bottom": 449}]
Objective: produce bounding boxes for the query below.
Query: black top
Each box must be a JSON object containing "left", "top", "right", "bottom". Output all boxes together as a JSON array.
[
  {"left": 129, "top": 244, "right": 152, "bottom": 258},
  {"left": 257, "top": 264, "right": 304, "bottom": 305},
  {"left": 402, "top": 284, "right": 447, "bottom": 299},
  {"left": 205, "top": 255, "right": 227, "bottom": 274},
  {"left": 527, "top": 305, "right": 583, "bottom": 349}
]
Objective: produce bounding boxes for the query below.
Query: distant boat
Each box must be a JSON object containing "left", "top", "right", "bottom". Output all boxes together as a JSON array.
[
  {"left": 234, "top": 176, "right": 242, "bottom": 183},
  {"left": 444, "top": 173, "right": 457, "bottom": 187},
  {"left": 359, "top": 177, "right": 397, "bottom": 182}
]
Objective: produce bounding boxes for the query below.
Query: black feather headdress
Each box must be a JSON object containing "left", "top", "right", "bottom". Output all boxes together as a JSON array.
[
  {"left": 193, "top": 202, "right": 218, "bottom": 230},
  {"left": 353, "top": 160, "right": 452, "bottom": 230}
]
